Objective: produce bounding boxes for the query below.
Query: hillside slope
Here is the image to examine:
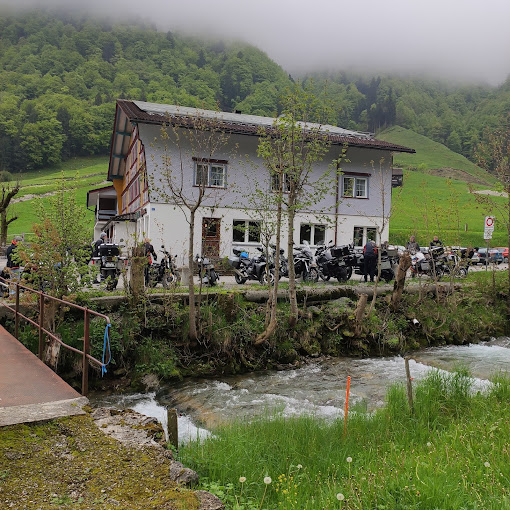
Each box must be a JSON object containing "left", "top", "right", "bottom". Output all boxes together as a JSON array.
[{"left": 378, "top": 126, "right": 497, "bottom": 186}]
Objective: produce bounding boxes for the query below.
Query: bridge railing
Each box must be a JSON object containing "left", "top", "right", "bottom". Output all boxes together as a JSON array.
[{"left": 0, "top": 277, "right": 111, "bottom": 396}]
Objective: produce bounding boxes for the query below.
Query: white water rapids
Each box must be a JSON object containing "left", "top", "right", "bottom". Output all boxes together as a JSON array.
[{"left": 90, "top": 337, "right": 510, "bottom": 444}]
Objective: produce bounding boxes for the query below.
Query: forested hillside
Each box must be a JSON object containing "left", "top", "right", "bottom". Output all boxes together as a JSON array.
[
  {"left": 0, "top": 9, "right": 292, "bottom": 172},
  {"left": 304, "top": 71, "right": 510, "bottom": 165},
  {"left": 1, "top": 8, "right": 509, "bottom": 175}
]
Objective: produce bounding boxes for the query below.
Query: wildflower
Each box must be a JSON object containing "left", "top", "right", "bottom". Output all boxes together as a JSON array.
[
  {"left": 336, "top": 493, "right": 345, "bottom": 501},
  {"left": 426, "top": 442, "right": 432, "bottom": 447},
  {"left": 297, "top": 464, "right": 303, "bottom": 469},
  {"left": 346, "top": 457, "right": 352, "bottom": 463},
  {"left": 484, "top": 461, "right": 490, "bottom": 468},
  {"left": 239, "top": 476, "right": 246, "bottom": 483},
  {"left": 264, "top": 476, "right": 272, "bottom": 484}
]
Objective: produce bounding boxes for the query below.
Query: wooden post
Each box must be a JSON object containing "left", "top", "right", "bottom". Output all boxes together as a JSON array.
[
  {"left": 82, "top": 309, "right": 90, "bottom": 396},
  {"left": 38, "top": 292, "right": 44, "bottom": 360},
  {"left": 167, "top": 408, "right": 178, "bottom": 449},
  {"left": 343, "top": 376, "right": 351, "bottom": 437},
  {"left": 391, "top": 252, "right": 412, "bottom": 311},
  {"left": 354, "top": 294, "right": 367, "bottom": 336},
  {"left": 404, "top": 357, "right": 414, "bottom": 414}
]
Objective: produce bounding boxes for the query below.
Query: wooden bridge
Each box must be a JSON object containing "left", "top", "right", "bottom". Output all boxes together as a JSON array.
[{"left": 0, "top": 280, "right": 110, "bottom": 427}]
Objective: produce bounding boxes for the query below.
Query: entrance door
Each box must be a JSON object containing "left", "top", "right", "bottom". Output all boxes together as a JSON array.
[{"left": 202, "top": 218, "right": 221, "bottom": 258}]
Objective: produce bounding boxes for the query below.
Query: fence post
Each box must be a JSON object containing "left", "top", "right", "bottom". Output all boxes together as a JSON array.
[
  {"left": 167, "top": 408, "right": 178, "bottom": 449},
  {"left": 82, "top": 308, "right": 90, "bottom": 396},
  {"left": 38, "top": 292, "right": 44, "bottom": 360},
  {"left": 405, "top": 357, "right": 414, "bottom": 414},
  {"left": 14, "top": 282, "right": 19, "bottom": 339}
]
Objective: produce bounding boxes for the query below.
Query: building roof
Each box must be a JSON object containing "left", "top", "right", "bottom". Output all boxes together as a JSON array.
[
  {"left": 109, "top": 99, "right": 415, "bottom": 179},
  {"left": 86, "top": 185, "right": 115, "bottom": 208}
]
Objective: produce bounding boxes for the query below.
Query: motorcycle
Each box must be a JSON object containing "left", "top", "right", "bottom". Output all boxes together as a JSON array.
[
  {"left": 229, "top": 247, "right": 273, "bottom": 285},
  {"left": 270, "top": 244, "right": 288, "bottom": 280},
  {"left": 410, "top": 246, "right": 447, "bottom": 279},
  {"left": 196, "top": 254, "right": 219, "bottom": 286},
  {"left": 148, "top": 246, "right": 180, "bottom": 287},
  {"left": 293, "top": 241, "right": 319, "bottom": 282},
  {"left": 91, "top": 242, "right": 127, "bottom": 290},
  {"left": 315, "top": 242, "right": 354, "bottom": 282}
]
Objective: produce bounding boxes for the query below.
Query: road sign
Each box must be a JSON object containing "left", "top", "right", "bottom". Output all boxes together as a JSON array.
[{"left": 484, "top": 216, "right": 495, "bottom": 240}]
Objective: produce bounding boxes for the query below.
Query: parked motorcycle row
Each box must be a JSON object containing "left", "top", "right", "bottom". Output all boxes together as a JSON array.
[{"left": 228, "top": 241, "right": 470, "bottom": 286}]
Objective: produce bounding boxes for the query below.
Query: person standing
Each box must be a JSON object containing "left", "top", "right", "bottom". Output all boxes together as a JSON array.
[
  {"left": 406, "top": 235, "right": 420, "bottom": 255},
  {"left": 143, "top": 238, "right": 157, "bottom": 285},
  {"left": 430, "top": 235, "right": 443, "bottom": 248},
  {"left": 92, "top": 232, "right": 107, "bottom": 257},
  {"left": 363, "top": 240, "right": 377, "bottom": 283}
]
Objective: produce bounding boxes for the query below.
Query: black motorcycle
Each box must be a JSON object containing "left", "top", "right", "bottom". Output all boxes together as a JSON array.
[
  {"left": 315, "top": 242, "right": 354, "bottom": 282},
  {"left": 229, "top": 247, "right": 273, "bottom": 285},
  {"left": 270, "top": 244, "right": 288, "bottom": 280},
  {"left": 293, "top": 241, "right": 319, "bottom": 282},
  {"left": 410, "top": 246, "right": 447, "bottom": 280},
  {"left": 196, "top": 254, "right": 219, "bottom": 286},
  {"left": 92, "top": 243, "right": 127, "bottom": 290},
  {"left": 148, "top": 246, "right": 180, "bottom": 288},
  {"left": 354, "top": 246, "right": 398, "bottom": 282}
]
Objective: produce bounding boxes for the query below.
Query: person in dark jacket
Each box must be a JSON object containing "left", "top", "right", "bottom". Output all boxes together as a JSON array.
[
  {"left": 430, "top": 235, "right": 443, "bottom": 248},
  {"left": 6, "top": 236, "right": 22, "bottom": 269},
  {"left": 363, "top": 241, "right": 378, "bottom": 282},
  {"left": 143, "top": 238, "right": 157, "bottom": 285},
  {"left": 406, "top": 235, "right": 420, "bottom": 255},
  {"left": 92, "top": 232, "right": 107, "bottom": 257}
]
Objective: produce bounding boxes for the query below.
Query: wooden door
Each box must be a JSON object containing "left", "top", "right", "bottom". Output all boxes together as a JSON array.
[{"left": 202, "top": 218, "right": 220, "bottom": 258}]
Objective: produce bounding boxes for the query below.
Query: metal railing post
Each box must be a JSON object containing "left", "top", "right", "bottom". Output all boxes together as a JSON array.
[
  {"left": 14, "top": 282, "right": 19, "bottom": 339},
  {"left": 82, "top": 308, "right": 90, "bottom": 396},
  {"left": 38, "top": 292, "right": 44, "bottom": 360}
]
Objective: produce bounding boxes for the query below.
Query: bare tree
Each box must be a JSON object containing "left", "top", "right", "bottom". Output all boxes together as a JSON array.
[
  {"left": 150, "top": 111, "right": 234, "bottom": 340},
  {"left": 257, "top": 85, "right": 340, "bottom": 329},
  {"left": 0, "top": 182, "right": 20, "bottom": 246}
]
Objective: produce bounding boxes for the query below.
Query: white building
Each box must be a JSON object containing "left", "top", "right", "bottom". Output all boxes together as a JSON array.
[{"left": 89, "top": 100, "right": 414, "bottom": 264}]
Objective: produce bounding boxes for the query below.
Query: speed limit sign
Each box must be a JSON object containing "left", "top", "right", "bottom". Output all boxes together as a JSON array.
[{"left": 484, "top": 216, "right": 495, "bottom": 240}]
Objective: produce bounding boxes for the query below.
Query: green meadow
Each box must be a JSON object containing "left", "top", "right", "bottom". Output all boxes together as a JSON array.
[{"left": 179, "top": 370, "right": 510, "bottom": 509}]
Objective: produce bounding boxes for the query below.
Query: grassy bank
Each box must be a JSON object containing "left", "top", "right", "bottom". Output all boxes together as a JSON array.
[{"left": 179, "top": 370, "right": 510, "bottom": 509}]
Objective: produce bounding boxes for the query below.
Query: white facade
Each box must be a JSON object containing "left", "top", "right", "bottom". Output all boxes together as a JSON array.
[{"left": 99, "top": 100, "right": 414, "bottom": 264}]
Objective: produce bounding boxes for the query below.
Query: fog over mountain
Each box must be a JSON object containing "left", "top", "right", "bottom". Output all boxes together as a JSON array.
[{"left": 2, "top": 0, "right": 510, "bottom": 86}]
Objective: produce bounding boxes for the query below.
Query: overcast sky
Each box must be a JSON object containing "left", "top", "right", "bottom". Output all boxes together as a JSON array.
[{"left": 3, "top": 0, "right": 510, "bottom": 86}]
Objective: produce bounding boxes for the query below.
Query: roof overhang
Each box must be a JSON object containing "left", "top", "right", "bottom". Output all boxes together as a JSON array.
[
  {"left": 108, "top": 100, "right": 415, "bottom": 176},
  {"left": 86, "top": 185, "right": 116, "bottom": 208}
]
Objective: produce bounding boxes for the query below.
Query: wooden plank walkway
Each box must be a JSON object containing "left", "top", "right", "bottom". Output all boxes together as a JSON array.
[{"left": 0, "top": 325, "right": 88, "bottom": 426}]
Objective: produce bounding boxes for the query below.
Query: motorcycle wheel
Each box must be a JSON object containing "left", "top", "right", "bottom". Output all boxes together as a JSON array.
[
  {"left": 208, "top": 270, "right": 218, "bottom": 286},
  {"left": 235, "top": 273, "right": 247, "bottom": 285},
  {"left": 319, "top": 271, "right": 331, "bottom": 281},
  {"left": 381, "top": 269, "right": 394, "bottom": 282},
  {"left": 162, "top": 271, "right": 176, "bottom": 288},
  {"left": 259, "top": 270, "right": 275, "bottom": 285},
  {"left": 303, "top": 267, "right": 319, "bottom": 283},
  {"left": 336, "top": 267, "right": 350, "bottom": 282}
]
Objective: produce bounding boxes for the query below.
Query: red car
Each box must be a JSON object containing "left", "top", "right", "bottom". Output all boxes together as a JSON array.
[{"left": 494, "top": 247, "right": 509, "bottom": 263}]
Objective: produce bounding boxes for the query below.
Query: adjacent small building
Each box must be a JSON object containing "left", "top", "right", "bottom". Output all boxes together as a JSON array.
[{"left": 89, "top": 100, "right": 414, "bottom": 264}]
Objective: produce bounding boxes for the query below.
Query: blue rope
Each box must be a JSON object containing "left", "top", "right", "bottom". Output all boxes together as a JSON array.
[{"left": 102, "top": 324, "right": 111, "bottom": 376}]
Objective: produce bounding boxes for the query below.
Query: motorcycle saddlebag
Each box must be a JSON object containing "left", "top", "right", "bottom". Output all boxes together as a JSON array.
[
  {"left": 98, "top": 244, "right": 120, "bottom": 257},
  {"left": 331, "top": 245, "right": 350, "bottom": 258},
  {"left": 228, "top": 255, "right": 241, "bottom": 269}
]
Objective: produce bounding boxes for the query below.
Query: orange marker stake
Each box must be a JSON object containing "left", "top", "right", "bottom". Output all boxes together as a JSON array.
[{"left": 343, "top": 376, "right": 351, "bottom": 437}]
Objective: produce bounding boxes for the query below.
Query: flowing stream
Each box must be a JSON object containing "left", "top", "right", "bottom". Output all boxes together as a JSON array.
[{"left": 90, "top": 337, "right": 510, "bottom": 444}]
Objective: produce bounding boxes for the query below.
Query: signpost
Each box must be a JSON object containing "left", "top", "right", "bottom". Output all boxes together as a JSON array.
[{"left": 483, "top": 216, "right": 495, "bottom": 271}]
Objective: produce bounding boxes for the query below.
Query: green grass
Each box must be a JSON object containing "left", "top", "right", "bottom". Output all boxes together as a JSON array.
[
  {"left": 6, "top": 156, "right": 108, "bottom": 238},
  {"left": 390, "top": 169, "right": 508, "bottom": 247},
  {"left": 378, "top": 126, "right": 498, "bottom": 186},
  {"left": 179, "top": 371, "right": 510, "bottom": 509}
]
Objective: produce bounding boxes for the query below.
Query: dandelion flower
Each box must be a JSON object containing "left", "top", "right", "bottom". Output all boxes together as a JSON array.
[
  {"left": 346, "top": 457, "right": 352, "bottom": 463},
  {"left": 297, "top": 464, "right": 303, "bottom": 469},
  {"left": 336, "top": 493, "right": 345, "bottom": 501},
  {"left": 264, "top": 476, "right": 272, "bottom": 484},
  {"left": 426, "top": 442, "right": 432, "bottom": 447},
  {"left": 484, "top": 461, "right": 490, "bottom": 468},
  {"left": 239, "top": 476, "right": 246, "bottom": 483}
]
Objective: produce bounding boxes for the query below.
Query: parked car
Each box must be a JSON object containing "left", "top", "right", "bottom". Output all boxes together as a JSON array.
[
  {"left": 494, "top": 247, "right": 509, "bottom": 263},
  {"left": 473, "top": 248, "right": 504, "bottom": 264}
]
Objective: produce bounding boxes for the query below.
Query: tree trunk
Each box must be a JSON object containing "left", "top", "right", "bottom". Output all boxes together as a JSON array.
[
  {"left": 354, "top": 293, "right": 368, "bottom": 337},
  {"left": 287, "top": 208, "right": 298, "bottom": 328},
  {"left": 188, "top": 211, "right": 198, "bottom": 340},
  {"left": 391, "top": 252, "right": 412, "bottom": 311}
]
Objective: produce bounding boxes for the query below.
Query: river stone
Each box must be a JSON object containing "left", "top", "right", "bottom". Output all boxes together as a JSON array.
[
  {"left": 195, "top": 490, "right": 225, "bottom": 510},
  {"left": 169, "top": 460, "right": 200, "bottom": 485}
]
